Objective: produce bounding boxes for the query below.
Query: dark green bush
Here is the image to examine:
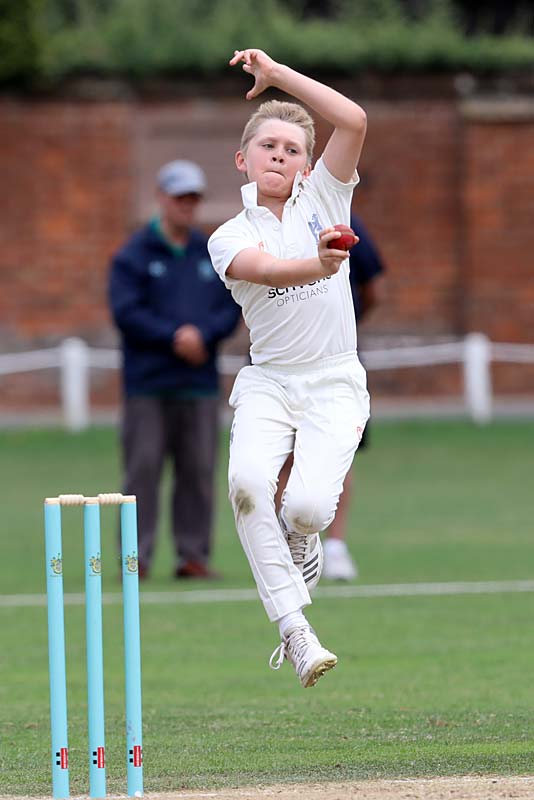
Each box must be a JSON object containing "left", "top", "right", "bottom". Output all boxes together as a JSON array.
[
  {"left": 5, "top": 0, "right": 534, "bottom": 86},
  {"left": 0, "top": 0, "right": 44, "bottom": 84}
]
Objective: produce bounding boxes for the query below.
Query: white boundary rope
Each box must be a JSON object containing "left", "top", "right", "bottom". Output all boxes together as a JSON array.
[{"left": 1, "top": 579, "right": 533, "bottom": 608}]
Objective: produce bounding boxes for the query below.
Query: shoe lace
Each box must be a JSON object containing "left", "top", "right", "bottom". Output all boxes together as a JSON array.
[
  {"left": 286, "top": 625, "right": 313, "bottom": 659},
  {"left": 269, "top": 641, "right": 286, "bottom": 670},
  {"left": 270, "top": 625, "right": 314, "bottom": 671},
  {"left": 279, "top": 512, "right": 309, "bottom": 567},
  {"left": 286, "top": 531, "right": 308, "bottom": 566}
]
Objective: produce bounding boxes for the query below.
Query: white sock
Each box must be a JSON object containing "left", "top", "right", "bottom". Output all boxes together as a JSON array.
[{"left": 278, "top": 609, "right": 308, "bottom": 638}]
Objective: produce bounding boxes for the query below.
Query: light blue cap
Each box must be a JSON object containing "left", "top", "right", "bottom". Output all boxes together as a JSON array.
[{"left": 157, "top": 160, "right": 206, "bottom": 196}]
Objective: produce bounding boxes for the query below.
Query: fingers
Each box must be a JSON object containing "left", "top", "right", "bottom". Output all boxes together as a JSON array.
[
  {"left": 319, "top": 228, "right": 359, "bottom": 250},
  {"left": 229, "top": 50, "right": 243, "bottom": 66},
  {"left": 173, "top": 326, "right": 208, "bottom": 365},
  {"left": 324, "top": 248, "right": 350, "bottom": 260},
  {"left": 318, "top": 229, "right": 350, "bottom": 271},
  {"left": 230, "top": 49, "right": 272, "bottom": 100},
  {"left": 229, "top": 49, "right": 256, "bottom": 67},
  {"left": 230, "top": 50, "right": 257, "bottom": 100},
  {"left": 319, "top": 228, "right": 343, "bottom": 247}
]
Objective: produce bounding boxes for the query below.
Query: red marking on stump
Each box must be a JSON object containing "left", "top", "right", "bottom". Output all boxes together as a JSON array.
[{"left": 133, "top": 745, "right": 142, "bottom": 767}]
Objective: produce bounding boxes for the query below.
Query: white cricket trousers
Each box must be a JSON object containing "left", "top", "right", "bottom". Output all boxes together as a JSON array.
[{"left": 228, "top": 352, "right": 370, "bottom": 622}]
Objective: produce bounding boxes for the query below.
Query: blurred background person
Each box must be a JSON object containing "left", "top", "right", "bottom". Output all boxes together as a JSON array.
[
  {"left": 109, "top": 159, "right": 242, "bottom": 580},
  {"left": 276, "top": 212, "right": 385, "bottom": 581},
  {"left": 323, "top": 212, "right": 386, "bottom": 579}
]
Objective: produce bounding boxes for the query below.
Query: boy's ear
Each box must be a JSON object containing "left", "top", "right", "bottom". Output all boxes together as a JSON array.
[
  {"left": 303, "top": 163, "right": 312, "bottom": 178},
  {"left": 235, "top": 150, "right": 248, "bottom": 174}
]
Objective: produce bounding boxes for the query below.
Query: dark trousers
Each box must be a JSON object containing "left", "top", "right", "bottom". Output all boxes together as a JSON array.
[{"left": 121, "top": 395, "right": 219, "bottom": 570}]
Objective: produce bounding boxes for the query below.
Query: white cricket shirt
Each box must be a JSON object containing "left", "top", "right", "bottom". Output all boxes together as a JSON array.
[{"left": 208, "top": 157, "right": 359, "bottom": 366}]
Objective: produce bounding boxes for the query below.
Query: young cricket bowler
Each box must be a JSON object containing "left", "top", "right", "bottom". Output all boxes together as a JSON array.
[{"left": 208, "top": 48, "right": 370, "bottom": 688}]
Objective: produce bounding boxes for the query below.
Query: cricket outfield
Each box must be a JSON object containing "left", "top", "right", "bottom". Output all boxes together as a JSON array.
[{"left": 1, "top": 421, "right": 533, "bottom": 798}]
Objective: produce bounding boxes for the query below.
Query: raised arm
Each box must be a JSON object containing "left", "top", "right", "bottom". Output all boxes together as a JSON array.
[
  {"left": 230, "top": 49, "right": 367, "bottom": 182},
  {"left": 226, "top": 227, "right": 357, "bottom": 287}
]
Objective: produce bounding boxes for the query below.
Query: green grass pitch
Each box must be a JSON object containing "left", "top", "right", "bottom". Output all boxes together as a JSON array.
[{"left": 0, "top": 420, "right": 533, "bottom": 795}]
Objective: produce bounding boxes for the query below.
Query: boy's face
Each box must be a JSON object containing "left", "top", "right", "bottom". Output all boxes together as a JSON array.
[{"left": 236, "top": 119, "right": 310, "bottom": 200}]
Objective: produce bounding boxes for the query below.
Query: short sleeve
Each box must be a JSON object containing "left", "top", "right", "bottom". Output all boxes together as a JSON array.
[
  {"left": 312, "top": 156, "right": 360, "bottom": 193},
  {"left": 208, "top": 220, "right": 257, "bottom": 289},
  {"left": 305, "top": 157, "right": 360, "bottom": 227}
]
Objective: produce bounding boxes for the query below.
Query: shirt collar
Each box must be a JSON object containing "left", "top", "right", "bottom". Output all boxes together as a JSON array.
[{"left": 240, "top": 171, "right": 305, "bottom": 211}]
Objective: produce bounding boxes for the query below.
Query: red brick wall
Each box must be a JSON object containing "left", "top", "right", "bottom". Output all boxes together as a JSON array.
[
  {"left": 1, "top": 88, "right": 533, "bottom": 413},
  {"left": 0, "top": 100, "right": 132, "bottom": 342},
  {"left": 462, "top": 102, "right": 534, "bottom": 342},
  {"left": 461, "top": 101, "right": 534, "bottom": 399},
  {"left": 342, "top": 101, "right": 464, "bottom": 337}
]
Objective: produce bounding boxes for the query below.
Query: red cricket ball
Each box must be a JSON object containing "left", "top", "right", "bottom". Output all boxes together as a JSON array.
[{"left": 327, "top": 223, "right": 358, "bottom": 251}]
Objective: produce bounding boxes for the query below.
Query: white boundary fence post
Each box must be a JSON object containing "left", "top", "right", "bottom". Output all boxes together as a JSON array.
[
  {"left": 59, "top": 338, "right": 90, "bottom": 432},
  {"left": 3, "top": 333, "right": 533, "bottom": 430},
  {"left": 463, "top": 332, "right": 492, "bottom": 424}
]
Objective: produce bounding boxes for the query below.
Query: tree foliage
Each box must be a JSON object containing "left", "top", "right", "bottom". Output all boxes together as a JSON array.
[
  {"left": 0, "top": 0, "right": 44, "bottom": 84},
  {"left": 4, "top": 0, "right": 534, "bottom": 87}
]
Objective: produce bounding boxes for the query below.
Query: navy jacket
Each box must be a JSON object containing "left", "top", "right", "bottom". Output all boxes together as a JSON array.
[
  {"left": 109, "top": 222, "right": 241, "bottom": 397},
  {"left": 348, "top": 213, "right": 385, "bottom": 320}
]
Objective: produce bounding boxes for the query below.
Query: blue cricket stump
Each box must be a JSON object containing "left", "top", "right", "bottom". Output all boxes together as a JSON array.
[
  {"left": 121, "top": 499, "right": 144, "bottom": 798},
  {"left": 84, "top": 499, "right": 106, "bottom": 799},
  {"left": 44, "top": 493, "right": 143, "bottom": 800},
  {"left": 44, "top": 499, "right": 70, "bottom": 800}
]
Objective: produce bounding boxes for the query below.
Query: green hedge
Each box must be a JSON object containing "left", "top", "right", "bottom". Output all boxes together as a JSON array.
[
  {"left": 0, "top": 0, "right": 44, "bottom": 84},
  {"left": 6, "top": 0, "right": 534, "bottom": 86}
]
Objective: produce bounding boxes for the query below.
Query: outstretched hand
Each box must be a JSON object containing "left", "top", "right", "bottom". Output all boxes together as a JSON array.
[{"left": 229, "top": 49, "right": 278, "bottom": 100}]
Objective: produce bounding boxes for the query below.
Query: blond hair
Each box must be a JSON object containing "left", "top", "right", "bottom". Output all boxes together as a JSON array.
[{"left": 240, "top": 100, "right": 315, "bottom": 164}]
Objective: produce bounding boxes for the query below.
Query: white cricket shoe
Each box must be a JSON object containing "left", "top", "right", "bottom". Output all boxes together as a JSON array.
[
  {"left": 269, "top": 625, "right": 338, "bottom": 688},
  {"left": 323, "top": 538, "right": 358, "bottom": 581},
  {"left": 287, "top": 531, "right": 323, "bottom": 591},
  {"left": 280, "top": 513, "right": 323, "bottom": 591}
]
